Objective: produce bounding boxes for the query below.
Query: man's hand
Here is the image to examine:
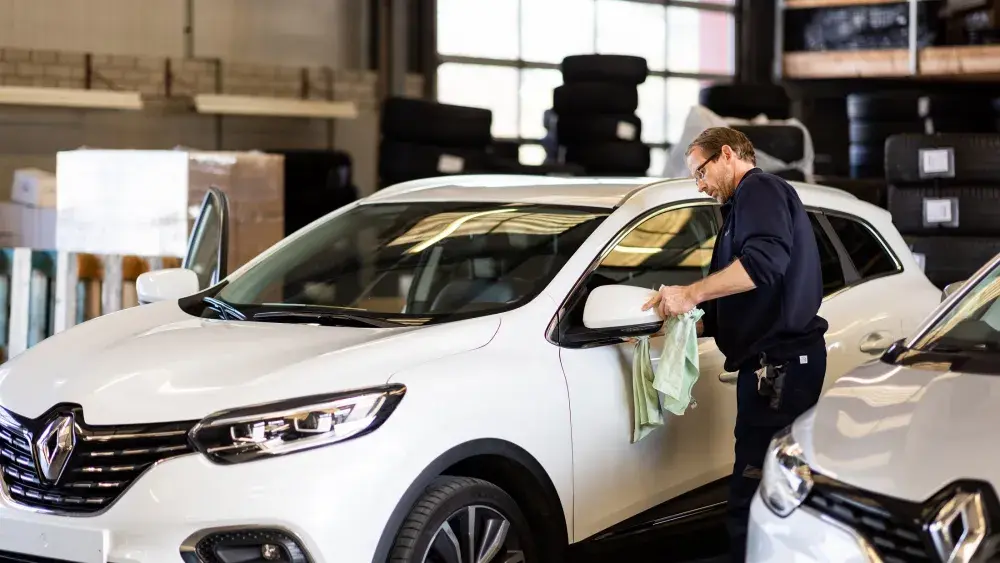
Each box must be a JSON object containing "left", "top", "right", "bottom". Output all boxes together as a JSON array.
[{"left": 642, "top": 285, "right": 698, "bottom": 318}]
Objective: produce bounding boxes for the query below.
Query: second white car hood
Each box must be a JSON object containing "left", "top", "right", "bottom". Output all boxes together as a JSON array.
[
  {"left": 800, "top": 358, "right": 1000, "bottom": 503},
  {"left": 0, "top": 301, "right": 500, "bottom": 425}
]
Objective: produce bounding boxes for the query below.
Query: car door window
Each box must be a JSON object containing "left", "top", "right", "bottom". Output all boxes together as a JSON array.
[
  {"left": 809, "top": 212, "right": 847, "bottom": 296},
  {"left": 561, "top": 204, "right": 720, "bottom": 337},
  {"left": 825, "top": 214, "right": 899, "bottom": 280}
]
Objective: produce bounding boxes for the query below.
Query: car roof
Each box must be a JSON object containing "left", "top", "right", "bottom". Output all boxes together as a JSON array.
[{"left": 362, "top": 174, "right": 878, "bottom": 219}]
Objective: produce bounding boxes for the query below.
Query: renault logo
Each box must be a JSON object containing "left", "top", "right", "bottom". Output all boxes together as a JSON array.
[
  {"left": 929, "top": 491, "right": 988, "bottom": 563},
  {"left": 33, "top": 414, "right": 76, "bottom": 484}
]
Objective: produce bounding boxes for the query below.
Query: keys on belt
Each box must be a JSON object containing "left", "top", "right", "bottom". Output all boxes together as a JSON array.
[{"left": 755, "top": 352, "right": 788, "bottom": 410}]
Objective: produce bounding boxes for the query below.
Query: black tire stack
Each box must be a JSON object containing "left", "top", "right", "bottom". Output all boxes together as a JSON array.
[
  {"left": 698, "top": 83, "right": 791, "bottom": 120},
  {"left": 551, "top": 55, "right": 651, "bottom": 176},
  {"left": 886, "top": 133, "right": 1000, "bottom": 288},
  {"left": 848, "top": 91, "right": 1000, "bottom": 180},
  {"left": 378, "top": 97, "right": 493, "bottom": 188},
  {"left": 267, "top": 149, "right": 359, "bottom": 236},
  {"left": 729, "top": 124, "right": 807, "bottom": 182}
]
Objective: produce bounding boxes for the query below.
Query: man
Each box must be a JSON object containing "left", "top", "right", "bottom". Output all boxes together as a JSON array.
[{"left": 642, "top": 127, "right": 828, "bottom": 562}]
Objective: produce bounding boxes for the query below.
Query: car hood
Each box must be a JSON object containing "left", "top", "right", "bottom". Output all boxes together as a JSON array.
[
  {"left": 0, "top": 301, "right": 500, "bottom": 425},
  {"left": 798, "top": 358, "right": 1000, "bottom": 502}
]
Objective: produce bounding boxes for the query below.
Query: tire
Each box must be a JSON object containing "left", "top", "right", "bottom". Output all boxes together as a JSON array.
[
  {"left": 379, "top": 141, "right": 490, "bottom": 184},
  {"left": 906, "top": 236, "right": 1000, "bottom": 287},
  {"left": 849, "top": 143, "right": 884, "bottom": 178},
  {"left": 731, "top": 124, "right": 805, "bottom": 163},
  {"left": 381, "top": 97, "right": 493, "bottom": 148},
  {"left": 487, "top": 157, "right": 586, "bottom": 176},
  {"left": 553, "top": 83, "right": 639, "bottom": 116},
  {"left": 561, "top": 54, "right": 648, "bottom": 85},
  {"left": 884, "top": 133, "right": 1000, "bottom": 184},
  {"left": 565, "top": 142, "right": 651, "bottom": 175},
  {"left": 555, "top": 114, "right": 642, "bottom": 144},
  {"left": 698, "top": 83, "right": 791, "bottom": 120},
  {"left": 847, "top": 91, "right": 997, "bottom": 121},
  {"left": 388, "top": 476, "right": 537, "bottom": 563},
  {"left": 888, "top": 185, "right": 1000, "bottom": 236},
  {"left": 816, "top": 176, "right": 887, "bottom": 207}
]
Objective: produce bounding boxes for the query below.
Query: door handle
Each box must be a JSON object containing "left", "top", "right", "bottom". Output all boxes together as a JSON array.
[
  {"left": 719, "top": 371, "right": 738, "bottom": 385},
  {"left": 859, "top": 331, "right": 894, "bottom": 354}
]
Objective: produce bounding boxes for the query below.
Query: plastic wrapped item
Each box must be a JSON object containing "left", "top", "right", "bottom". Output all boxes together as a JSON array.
[
  {"left": 784, "top": 2, "right": 940, "bottom": 51},
  {"left": 663, "top": 106, "right": 816, "bottom": 183}
]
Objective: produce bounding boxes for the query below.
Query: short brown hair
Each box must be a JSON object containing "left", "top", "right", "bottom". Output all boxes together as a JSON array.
[{"left": 685, "top": 126, "right": 756, "bottom": 166}]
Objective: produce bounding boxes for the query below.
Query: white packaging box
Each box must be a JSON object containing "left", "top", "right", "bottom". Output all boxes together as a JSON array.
[
  {"left": 11, "top": 168, "right": 57, "bottom": 208},
  {"left": 0, "top": 201, "right": 56, "bottom": 249}
]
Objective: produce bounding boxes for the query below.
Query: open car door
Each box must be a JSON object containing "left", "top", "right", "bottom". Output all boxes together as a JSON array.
[{"left": 183, "top": 187, "right": 230, "bottom": 291}]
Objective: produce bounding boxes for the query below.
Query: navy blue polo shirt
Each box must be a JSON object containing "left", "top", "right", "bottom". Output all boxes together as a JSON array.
[{"left": 701, "top": 168, "right": 828, "bottom": 372}]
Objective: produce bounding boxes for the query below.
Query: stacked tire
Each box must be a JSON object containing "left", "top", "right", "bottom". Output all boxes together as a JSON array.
[
  {"left": 698, "top": 83, "right": 792, "bottom": 121},
  {"left": 848, "top": 91, "right": 999, "bottom": 179},
  {"left": 729, "top": 124, "right": 807, "bottom": 182},
  {"left": 886, "top": 133, "right": 1000, "bottom": 288},
  {"left": 378, "top": 97, "right": 493, "bottom": 188},
  {"left": 551, "top": 55, "right": 651, "bottom": 176}
]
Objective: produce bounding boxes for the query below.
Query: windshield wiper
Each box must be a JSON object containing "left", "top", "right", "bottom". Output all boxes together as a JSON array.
[
  {"left": 251, "top": 310, "right": 404, "bottom": 328},
  {"left": 203, "top": 296, "right": 247, "bottom": 321}
]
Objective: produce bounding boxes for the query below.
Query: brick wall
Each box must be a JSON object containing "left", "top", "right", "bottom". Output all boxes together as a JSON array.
[{"left": 0, "top": 48, "right": 86, "bottom": 89}]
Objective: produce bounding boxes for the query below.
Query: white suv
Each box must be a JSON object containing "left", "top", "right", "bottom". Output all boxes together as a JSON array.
[
  {"left": 748, "top": 251, "right": 1000, "bottom": 563},
  {"left": 0, "top": 175, "right": 939, "bottom": 563}
]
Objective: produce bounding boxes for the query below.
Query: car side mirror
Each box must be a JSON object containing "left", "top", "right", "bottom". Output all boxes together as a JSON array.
[
  {"left": 136, "top": 268, "right": 200, "bottom": 304},
  {"left": 942, "top": 280, "right": 966, "bottom": 302},
  {"left": 583, "top": 285, "right": 663, "bottom": 338}
]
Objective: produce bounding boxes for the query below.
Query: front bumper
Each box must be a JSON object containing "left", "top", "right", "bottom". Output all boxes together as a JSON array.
[
  {"left": 746, "top": 491, "right": 877, "bottom": 563},
  {"left": 0, "top": 431, "right": 411, "bottom": 563}
]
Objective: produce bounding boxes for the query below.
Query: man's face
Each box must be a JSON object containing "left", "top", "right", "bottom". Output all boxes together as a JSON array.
[{"left": 686, "top": 146, "right": 733, "bottom": 204}]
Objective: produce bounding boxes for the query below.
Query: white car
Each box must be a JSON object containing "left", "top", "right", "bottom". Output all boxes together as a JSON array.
[
  {"left": 0, "top": 175, "right": 939, "bottom": 563},
  {"left": 747, "top": 251, "right": 1000, "bottom": 563}
]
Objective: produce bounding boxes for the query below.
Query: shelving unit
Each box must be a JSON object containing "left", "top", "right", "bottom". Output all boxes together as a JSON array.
[{"left": 774, "top": 0, "right": 1000, "bottom": 80}]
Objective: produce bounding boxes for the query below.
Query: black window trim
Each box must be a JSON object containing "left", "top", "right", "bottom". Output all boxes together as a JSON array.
[
  {"left": 807, "top": 209, "right": 859, "bottom": 293},
  {"left": 545, "top": 198, "right": 721, "bottom": 349},
  {"left": 809, "top": 206, "right": 905, "bottom": 295}
]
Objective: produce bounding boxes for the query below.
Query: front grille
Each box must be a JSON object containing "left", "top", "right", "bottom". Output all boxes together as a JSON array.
[
  {"left": 805, "top": 478, "right": 933, "bottom": 563},
  {"left": 0, "top": 406, "right": 196, "bottom": 515}
]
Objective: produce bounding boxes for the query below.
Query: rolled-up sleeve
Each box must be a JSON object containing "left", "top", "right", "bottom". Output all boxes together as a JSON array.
[{"left": 734, "top": 179, "right": 793, "bottom": 288}]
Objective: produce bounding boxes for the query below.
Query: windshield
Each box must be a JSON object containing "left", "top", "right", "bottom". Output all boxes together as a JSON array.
[
  {"left": 209, "top": 201, "right": 609, "bottom": 324},
  {"left": 911, "top": 265, "right": 1000, "bottom": 353}
]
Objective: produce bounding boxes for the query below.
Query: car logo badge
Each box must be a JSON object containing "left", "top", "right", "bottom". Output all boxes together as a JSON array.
[
  {"left": 33, "top": 414, "right": 76, "bottom": 485},
  {"left": 929, "top": 490, "right": 988, "bottom": 563}
]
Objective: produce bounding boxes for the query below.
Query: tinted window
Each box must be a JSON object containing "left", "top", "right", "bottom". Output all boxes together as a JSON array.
[
  {"left": 826, "top": 214, "right": 899, "bottom": 280},
  {"left": 809, "top": 212, "right": 847, "bottom": 296},
  {"left": 565, "top": 205, "right": 719, "bottom": 328},
  {"left": 212, "top": 202, "right": 609, "bottom": 324}
]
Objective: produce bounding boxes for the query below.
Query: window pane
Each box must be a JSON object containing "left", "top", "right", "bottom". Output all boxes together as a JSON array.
[
  {"left": 437, "top": 63, "right": 520, "bottom": 139},
  {"left": 666, "top": 77, "right": 708, "bottom": 144},
  {"left": 596, "top": 206, "right": 720, "bottom": 289},
  {"left": 825, "top": 215, "right": 899, "bottom": 280},
  {"left": 650, "top": 147, "right": 668, "bottom": 177},
  {"left": 520, "top": 144, "right": 547, "bottom": 166},
  {"left": 595, "top": 0, "right": 666, "bottom": 71},
  {"left": 667, "top": 7, "right": 736, "bottom": 75},
  {"left": 638, "top": 77, "right": 666, "bottom": 144},
  {"left": 436, "top": 0, "right": 519, "bottom": 59},
  {"left": 522, "top": 0, "right": 595, "bottom": 64},
  {"left": 809, "top": 213, "right": 847, "bottom": 296},
  {"left": 520, "top": 68, "right": 564, "bottom": 140}
]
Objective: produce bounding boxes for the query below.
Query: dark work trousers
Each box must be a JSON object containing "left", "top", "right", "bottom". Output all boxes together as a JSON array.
[{"left": 727, "top": 339, "right": 827, "bottom": 562}]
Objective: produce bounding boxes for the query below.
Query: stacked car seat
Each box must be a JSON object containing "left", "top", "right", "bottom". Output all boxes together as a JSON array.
[{"left": 548, "top": 54, "right": 651, "bottom": 176}]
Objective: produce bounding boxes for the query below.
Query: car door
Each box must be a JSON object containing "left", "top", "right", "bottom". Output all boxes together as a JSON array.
[
  {"left": 556, "top": 201, "right": 734, "bottom": 540},
  {"left": 183, "top": 187, "right": 231, "bottom": 291}
]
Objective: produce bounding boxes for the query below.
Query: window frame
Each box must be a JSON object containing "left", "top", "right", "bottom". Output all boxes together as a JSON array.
[
  {"left": 546, "top": 199, "right": 722, "bottom": 349},
  {"left": 807, "top": 207, "right": 904, "bottom": 297}
]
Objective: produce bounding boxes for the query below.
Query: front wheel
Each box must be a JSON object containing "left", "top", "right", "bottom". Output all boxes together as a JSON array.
[{"left": 389, "top": 476, "right": 536, "bottom": 563}]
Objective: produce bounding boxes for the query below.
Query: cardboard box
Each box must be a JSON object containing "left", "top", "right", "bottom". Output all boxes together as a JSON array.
[
  {"left": 0, "top": 201, "right": 56, "bottom": 249},
  {"left": 11, "top": 168, "right": 57, "bottom": 208},
  {"left": 55, "top": 149, "right": 284, "bottom": 272}
]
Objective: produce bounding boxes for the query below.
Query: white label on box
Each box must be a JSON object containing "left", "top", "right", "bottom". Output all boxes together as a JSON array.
[
  {"left": 912, "top": 252, "right": 926, "bottom": 272},
  {"left": 616, "top": 121, "right": 637, "bottom": 141},
  {"left": 438, "top": 154, "right": 465, "bottom": 173},
  {"left": 923, "top": 198, "right": 953, "bottom": 224},
  {"left": 920, "top": 148, "right": 952, "bottom": 175},
  {"left": 917, "top": 96, "right": 930, "bottom": 117}
]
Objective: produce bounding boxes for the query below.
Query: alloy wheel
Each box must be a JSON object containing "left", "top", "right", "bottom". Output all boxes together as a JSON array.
[{"left": 421, "top": 504, "right": 526, "bottom": 563}]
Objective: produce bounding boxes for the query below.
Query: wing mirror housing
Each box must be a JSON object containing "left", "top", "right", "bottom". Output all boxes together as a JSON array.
[
  {"left": 583, "top": 285, "right": 664, "bottom": 338},
  {"left": 136, "top": 268, "right": 200, "bottom": 304},
  {"left": 942, "top": 280, "right": 966, "bottom": 303}
]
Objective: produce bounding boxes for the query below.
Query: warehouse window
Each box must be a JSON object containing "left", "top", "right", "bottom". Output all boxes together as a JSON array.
[{"left": 436, "top": 0, "right": 739, "bottom": 174}]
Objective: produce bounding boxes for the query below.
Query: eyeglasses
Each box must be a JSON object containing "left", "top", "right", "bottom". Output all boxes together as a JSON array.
[{"left": 693, "top": 151, "right": 720, "bottom": 181}]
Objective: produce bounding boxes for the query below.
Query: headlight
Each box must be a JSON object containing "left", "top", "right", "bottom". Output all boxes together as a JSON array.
[
  {"left": 190, "top": 384, "right": 405, "bottom": 464},
  {"left": 759, "top": 425, "right": 813, "bottom": 517}
]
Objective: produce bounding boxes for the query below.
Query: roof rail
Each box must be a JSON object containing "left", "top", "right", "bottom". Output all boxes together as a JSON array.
[{"left": 366, "top": 174, "right": 660, "bottom": 202}]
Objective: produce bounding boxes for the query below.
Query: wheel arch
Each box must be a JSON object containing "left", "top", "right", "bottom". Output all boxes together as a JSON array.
[{"left": 372, "top": 438, "right": 569, "bottom": 563}]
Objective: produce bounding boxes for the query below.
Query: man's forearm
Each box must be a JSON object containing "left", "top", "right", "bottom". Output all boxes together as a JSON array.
[{"left": 690, "top": 258, "right": 756, "bottom": 304}]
